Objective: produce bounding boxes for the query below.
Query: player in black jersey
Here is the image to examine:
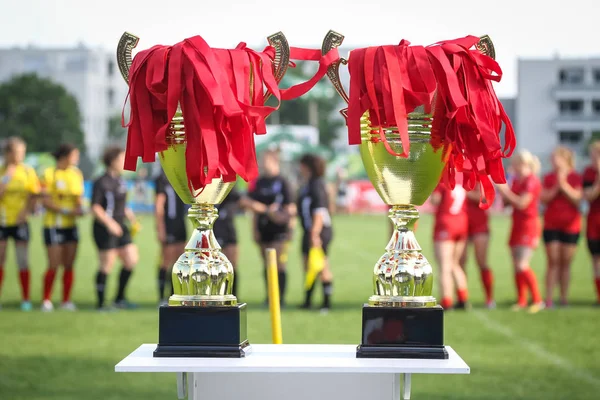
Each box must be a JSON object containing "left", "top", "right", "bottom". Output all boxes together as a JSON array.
[
  {"left": 155, "top": 171, "right": 187, "bottom": 304},
  {"left": 92, "top": 147, "right": 139, "bottom": 310},
  {"left": 249, "top": 150, "right": 296, "bottom": 305},
  {"left": 297, "top": 154, "right": 334, "bottom": 311}
]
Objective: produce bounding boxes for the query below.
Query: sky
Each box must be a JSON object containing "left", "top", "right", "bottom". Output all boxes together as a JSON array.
[{"left": 0, "top": 0, "right": 598, "bottom": 97}]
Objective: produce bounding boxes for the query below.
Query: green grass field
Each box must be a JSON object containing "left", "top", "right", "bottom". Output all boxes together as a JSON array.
[{"left": 0, "top": 213, "right": 598, "bottom": 400}]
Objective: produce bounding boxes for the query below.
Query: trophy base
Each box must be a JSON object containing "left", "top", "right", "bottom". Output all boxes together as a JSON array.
[
  {"left": 368, "top": 295, "right": 437, "bottom": 307},
  {"left": 154, "top": 303, "right": 249, "bottom": 358},
  {"left": 168, "top": 294, "right": 237, "bottom": 306},
  {"left": 356, "top": 304, "right": 448, "bottom": 359}
]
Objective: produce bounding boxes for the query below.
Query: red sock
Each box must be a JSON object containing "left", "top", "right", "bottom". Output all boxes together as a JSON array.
[
  {"left": 457, "top": 288, "right": 469, "bottom": 303},
  {"left": 515, "top": 272, "right": 527, "bottom": 306},
  {"left": 63, "top": 269, "right": 74, "bottom": 303},
  {"left": 523, "top": 269, "right": 542, "bottom": 304},
  {"left": 480, "top": 268, "right": 494, "bottom": 303},
  {"left": 43, "top": 269, "right": 57, "bottom": 301},
  {"left": 19, "top": 270, "right": 30, "bottom": 301},
  {"left": 441, "top": 297, "right": 453, "bottom": 309},
  {"left": 595, "top": 278, "right": 600, "bottom": 303}
]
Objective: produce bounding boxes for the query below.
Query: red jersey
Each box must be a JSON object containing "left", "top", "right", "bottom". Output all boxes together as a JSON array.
[
  {"left": 433, "top": 184, "right": 468, "bottom": 241},
  {"left": 543, "top": 171, "right": 582, "bottom": 234},
  {"left": 583, "top": 166, "right": 600, "bottom": 240},
  {"left": 509, "top": 174, "right": 541, "bottom": 247},
  {"left": 466, "top": 197, "right": 489, "bottom": 236}
]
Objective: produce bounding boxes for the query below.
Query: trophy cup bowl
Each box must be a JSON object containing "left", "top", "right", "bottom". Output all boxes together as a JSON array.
[
  {"left": 117, "top": 31, "right": 290, "bottom": 357},
  {"left": 322, "top": 30, "right": 496, "bottom": 359}
]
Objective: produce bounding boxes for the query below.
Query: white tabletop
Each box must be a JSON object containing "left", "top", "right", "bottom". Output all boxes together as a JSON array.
[{"left": 115, "top": 344, "right": 469, "bottom": 374}]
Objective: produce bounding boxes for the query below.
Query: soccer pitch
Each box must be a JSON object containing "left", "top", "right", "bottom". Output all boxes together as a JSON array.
[{"left": 0, "top": 213, "right": 598, "bottom": 400}]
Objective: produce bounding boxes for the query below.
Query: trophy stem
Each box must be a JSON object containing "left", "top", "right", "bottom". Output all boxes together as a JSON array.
[
  {"left": 169, "top": 203, "right": 237, "bottom": 307},
  {"left": 369, "top": 205, "right": 435, "bottom": 307}
]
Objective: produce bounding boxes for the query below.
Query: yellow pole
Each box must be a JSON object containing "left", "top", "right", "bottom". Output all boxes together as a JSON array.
[{"left": 266, "top": 248, "right": 283, "bottom": 344}]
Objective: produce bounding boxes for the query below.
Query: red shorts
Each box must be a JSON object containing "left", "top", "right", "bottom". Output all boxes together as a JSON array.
[
  {"left": 434, "top": 223, "right": 468, "bottom": 242},
  {"left": 509, "top": 220, "right": 540, "bottom": 248},
  {"left": 468, "top": 219, "right": 489, "bottom": 237},
  {"left": 587, "top": 212, "right": 600, "bottom": 240}
]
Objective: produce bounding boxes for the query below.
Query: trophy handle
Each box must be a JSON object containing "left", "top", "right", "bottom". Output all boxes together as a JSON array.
[
  {"left": 322, "top": 30, "right": 349, "bottom": 108},
  {"left": 476, "top": 35, "right": 496, "bottom": 60},
  {"left": 116, "top": 32, "right": 140, "bottom": 84},
  {"left": 264, "top": 31, "right": 290, "bottom": 102}
]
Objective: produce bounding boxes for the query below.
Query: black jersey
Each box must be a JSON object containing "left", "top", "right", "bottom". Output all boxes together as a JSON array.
[
  {"left": 297, "top": 178, "right": 332, "bottom": 232},
  {"left": 155, "top": 174, "right": 187, "bottom": 226},
  {"left": 249, "top": 175, "right": 293, "bottom": 235},
  {"left": 91, "top": 173, "right": 128, "bottom": 224}
]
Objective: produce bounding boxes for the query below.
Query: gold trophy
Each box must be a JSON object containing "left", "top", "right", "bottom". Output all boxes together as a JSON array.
[
  {"left": 322, "top": 31, "right": 495, "bottom": 359},
  {"left": 116, "top": 31, "right": 290, "bottom": 357}
]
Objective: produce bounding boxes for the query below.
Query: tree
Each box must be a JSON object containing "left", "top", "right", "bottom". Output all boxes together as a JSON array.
[{"left": 0, "top": 73, "right": 85, "bottom": 152}]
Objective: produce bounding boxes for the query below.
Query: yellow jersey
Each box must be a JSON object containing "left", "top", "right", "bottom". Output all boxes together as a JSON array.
[
  {"left": 41, "top": 166, "right": 84, "bottom": 228},
  {"left": 0, "top": 164, "right": 41, "bottom": 227}
]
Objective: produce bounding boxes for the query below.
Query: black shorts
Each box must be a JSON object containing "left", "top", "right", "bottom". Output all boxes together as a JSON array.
[
  {"left": 0, "top": 224, "right": 30, "bottom": 242},
  {"left": 214, "top": 220, "right": 237, "bottom": 247},
  {"left": 93, "top": 221, "right": 132, "bottom": 251},
  {"left": 543, "top": 229, "right": 580, "bottom": 245},
  {"left": 302, "top": 227, "right": 333, "bottom": 255},
  {"left": 44, "top": 227, "right": 79, "bottom": 246},
  {"left": 165, "top": 222, "right": 187, "bottom": 245},
  {"left": 587, "top": 238, "right": 600, "bottom": 256}
]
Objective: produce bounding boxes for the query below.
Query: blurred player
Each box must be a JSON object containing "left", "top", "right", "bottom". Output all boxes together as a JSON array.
[
  {"left": 460, "top": 184, "right": 494, "bottom": 308},
  {"left": 92, "top": 147, "right": 139, "bottom": 310},
  {"left": 583, "top": 141, "right": 600, "bottom": 305},
  {"left": 497, "top": 150, "right": 544, "bottom": 313},
  {"left": 155, "top": 170, "right": 186, "bottom": 305},
  {"left": 541, "top": 146, "right": 582, "bottom": 307},
  {"left": 40, "top": 144, "right": 84, "bottom": 311},
  {"left": 249, "top": 150, "right": 295, "bottom": 305},
  {"left": 431, "top": 177, "right": 469, "bottom": 310},
  {"left": 297, "top": 154, "right": 334, "bottom": 311},
  {"left": 0, "top": 137, "right": 40, "bottom": 311}
]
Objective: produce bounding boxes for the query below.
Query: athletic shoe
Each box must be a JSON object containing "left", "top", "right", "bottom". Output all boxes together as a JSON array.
[
  {"left": 159, "top": 300, "right": 168, "bottom": 307},
  {"left": 41, "top": 300, "right": 54, "bottom": 312},
  {"left": 527, "top": 302, "right": 545, "bottom": 314},
  {"left": 114, "top": 300, "right": 138, "bottom": 310},
  {"left": 21, "top": 301, "right": 32, "bottom": 312},
  {"left": 319, "top": 306, "right": 330, "bottom": 315},
  {"left": 485, "top": 301, "right": 496, "bottom": 310},
  {"left": 454, "top": 301, "right": 471, "bottom": 311},
  {"left": 60, "top": 302, "right": 77, "bottom": 311},
  {"left": 511, "top": 304, "right": 526, "bottom": 311}
]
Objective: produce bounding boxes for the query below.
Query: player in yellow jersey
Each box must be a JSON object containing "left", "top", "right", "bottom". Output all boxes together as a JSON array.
[
  {"left": 40, "top": 144, "right": 84, "bottom": 312},
  {"left": 0, "top": 137, "right": 41, "bottom": 311}
]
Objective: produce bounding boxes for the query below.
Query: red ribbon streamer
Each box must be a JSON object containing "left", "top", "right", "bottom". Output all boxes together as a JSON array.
[
  {"left": 124, "top": 36, "right": 339, "bottom": 192},
  {"left": 346, "top": 36, "right": 515, "bottom": 209}
]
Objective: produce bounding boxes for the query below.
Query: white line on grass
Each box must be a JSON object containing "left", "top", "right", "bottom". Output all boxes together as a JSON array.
[{"left": 473, "top": 311, "right": 600, "bottom": 388}]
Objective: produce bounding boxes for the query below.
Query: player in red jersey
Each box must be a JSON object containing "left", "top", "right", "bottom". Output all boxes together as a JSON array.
[
  {"left": 582, "top": 141, "right": 600, "bottom": 305},
  {"left": 541, "top": 146, "right": 582, "bottom": 308},
  {"left": 431, "top": 177, "right": 469, "bottom": 310},
  {"left": 460, "top": 183, "right": 494, "bottom": 308},
  {"left": 497, "top": 150, "right": 544, "bottom": 313}
]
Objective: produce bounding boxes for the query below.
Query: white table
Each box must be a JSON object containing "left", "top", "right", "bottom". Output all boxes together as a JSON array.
[{"left": 115, "top": 344, "right": 469, "bottom": 400}]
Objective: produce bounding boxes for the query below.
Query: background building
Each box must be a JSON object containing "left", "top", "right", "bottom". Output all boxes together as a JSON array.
[
  {"left": 517, "top": 57, "right": 600, "bottom": 169},
  {"left": 0, "top": 45, "right": 128, "bottom": 159}
]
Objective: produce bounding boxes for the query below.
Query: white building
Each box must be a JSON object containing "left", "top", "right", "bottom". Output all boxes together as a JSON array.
[
  {"left": 0, "top": 45, "right": 128, "bottom": 159},
  {"left": 517, "top": 57, "right": 600, "bottom": 167}
]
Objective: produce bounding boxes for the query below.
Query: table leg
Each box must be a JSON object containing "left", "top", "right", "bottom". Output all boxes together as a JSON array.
[
  {"left": 400, "top": 373, "right": 412, "bottom": 400},
  {"left": 176, "top": 372, "right": 187, "bottom": 399}
]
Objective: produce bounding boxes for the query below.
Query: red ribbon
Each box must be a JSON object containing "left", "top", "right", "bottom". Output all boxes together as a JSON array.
[
  {"left": 124, "top": 36, "right": 339, "bottom": 192},
  {"left": 346, "top": 35, "right": 515, "bottom": 209}
]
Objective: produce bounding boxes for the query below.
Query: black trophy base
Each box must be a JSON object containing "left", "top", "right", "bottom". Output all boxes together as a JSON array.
[
  {"left": 154, "top": 303, "right": 249, "bottom": 358},
  {"left": 356, "top": 305, "right": 448, "bottom": 359}
]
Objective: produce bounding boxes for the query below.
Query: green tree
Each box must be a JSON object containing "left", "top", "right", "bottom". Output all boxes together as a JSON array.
[
  {"left": 0, "top": 73, "right": 85, "bottom": 152},
  {"left": 268, "top": 63, "right": 345, "bottom": 147}
]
